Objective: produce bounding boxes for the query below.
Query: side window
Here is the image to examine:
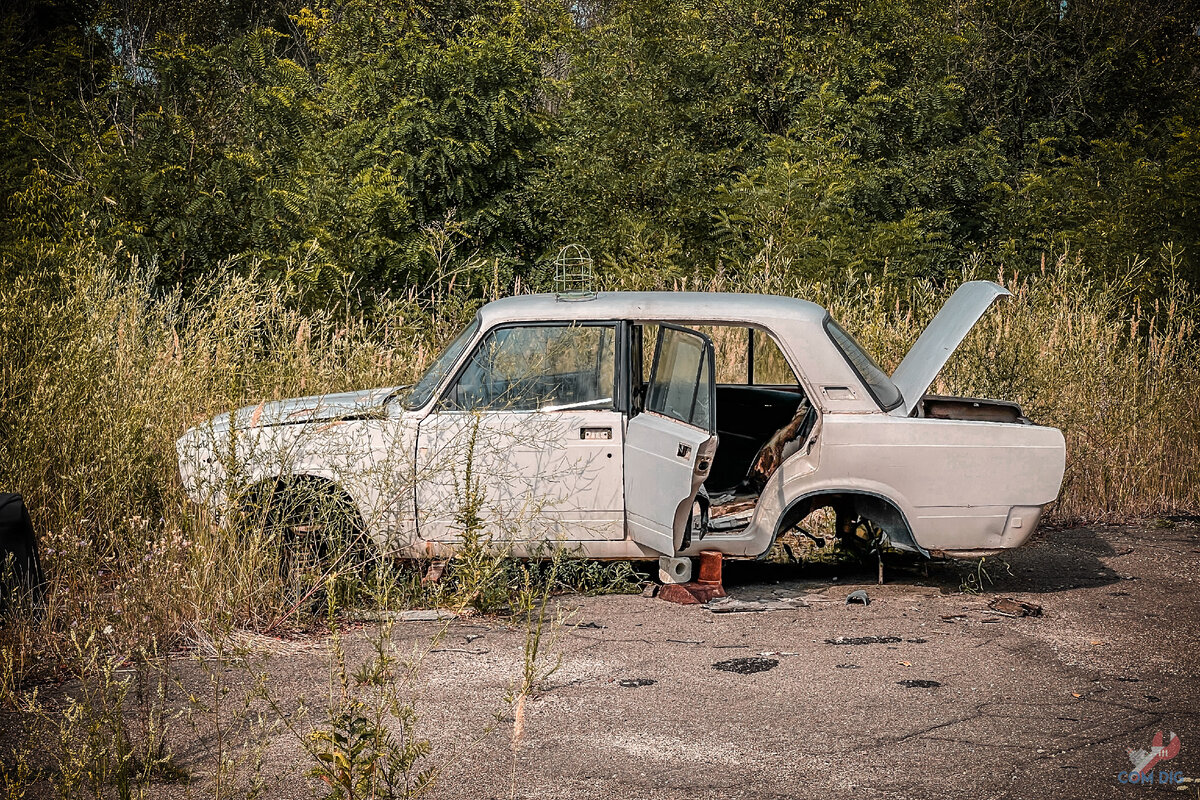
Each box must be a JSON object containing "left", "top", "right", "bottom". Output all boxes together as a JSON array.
[
  {"left": 646, "top": 327, "right": 713, "bottom": 430},
  {"left": 441, "top": 324, "right": 616, "bottom": 411},
  {"left": 689, "top": 325, "right": 800, "bottom": 386},
  {"left": 751, "top": 330, "right": 799, "bottom": 385}
]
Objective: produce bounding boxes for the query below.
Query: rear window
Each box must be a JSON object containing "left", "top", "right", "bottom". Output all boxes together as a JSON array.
[{"left": 824, "top": 317, "right": 904, "bottom": 411}]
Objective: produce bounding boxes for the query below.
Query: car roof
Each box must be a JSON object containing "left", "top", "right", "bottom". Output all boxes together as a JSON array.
[{"left": 478, "top": 291, "right": 829, "bottom": 327}]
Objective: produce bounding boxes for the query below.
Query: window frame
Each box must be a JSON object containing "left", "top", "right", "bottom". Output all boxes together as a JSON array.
[
  {"left": 433, "top": 320, "right": 629, "bottom": 414},
  {"left": 401, "top": 314, "right": 482, "bottom": 410},
  {"left": 644, "top": 323, "right": 717, "bottom": 433}
]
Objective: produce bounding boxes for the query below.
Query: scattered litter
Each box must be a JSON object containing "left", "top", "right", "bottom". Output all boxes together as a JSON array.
[
  {"left": 906, "top": 638, "right": 928, "bottom": 644},
  {"left": 465, "top": 634, "right": 483, "bottom": 644},
  {"left": 846, "top": 590, "right": 870, "bottom": 605},
  {"left": 899, "top": 660, "right": 911, "bottom": 666},
  {"left": 825, "top": 635, "right": 901, "bottom": 646},
  {"left": 940, "top": 614, "right": 967, "bottom": 622},
  {"left": 988, "top": 597, "right": 1043, "bottom": 617},
  {"left": 575, "top": 621, "right": 605, "bottom": 629},
  {"left": 713, "top": 657, "right": 779, "bottom": 674},
  {"left": 618, "top": 678, "right": 656, "bottom": 688},
  {"left": 1072, "top": 693, "right": 1082, "bottom": 698},
  {"left": 835, "top": 663, "right": 860, "bottom": 669},
  {"left": 706, "top": 596, "right": 809, "bottom": 613},
  {"left": 897, "top": 679, "right": 941, "bottom": 688},
  {"left": 666, "top": 638, "right": 703, "bottom": 645},
  {"left": 1089, "top": 640, "right": 1105, "bottom": 646}
]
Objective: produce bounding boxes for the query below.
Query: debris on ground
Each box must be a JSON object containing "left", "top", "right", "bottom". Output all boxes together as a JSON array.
[
  {"left": 988, "top": 597, "right": 1043, "bottom": 617},
  {"left": 897, "top": 679, "right": 942, "bottom": 688},
  {"left": 574, "top": 621, "right": 605, "bottom": 629},
  {"left": 705, "top": 596, "right": 809, "bottom": 613},
  {"left": 618, "top": 678, "right": 656, "bottom": 688},
  {"left": 713, "top": 657, "right": 779, "bottom": 674},
  {"left": 835, "top": 663, "right": 861, "bottom": 669},
  {"left": 825, "top": 635, "right": 901, "bottom": 646},
  {"left": 846, "top": 589, "right": 870, "bottom": 605}
]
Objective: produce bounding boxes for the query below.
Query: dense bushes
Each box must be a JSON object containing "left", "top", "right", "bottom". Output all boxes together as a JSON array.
[{"left": 3, "top": 0, "right": 1200, "bottom": 293}]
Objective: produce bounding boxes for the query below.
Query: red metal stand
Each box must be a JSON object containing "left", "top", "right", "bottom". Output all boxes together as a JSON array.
[{"left": 658, "top": 550, "right": 727, "bottom": 604}]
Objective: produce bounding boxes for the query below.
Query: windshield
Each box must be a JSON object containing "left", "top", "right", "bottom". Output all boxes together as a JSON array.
[
  {"left": 824, "top": 316, "right": 904, "bottom": 411},
  {"left": 402, "top": 315, "right": 482, "bottom": 410}
]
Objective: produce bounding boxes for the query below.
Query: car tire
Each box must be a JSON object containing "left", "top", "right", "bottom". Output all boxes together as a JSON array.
[{"left": 257, "top": 480, "right": 371, "bottom": 606}]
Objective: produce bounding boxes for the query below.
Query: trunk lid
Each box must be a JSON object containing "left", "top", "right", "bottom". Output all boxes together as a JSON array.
[{"left": 891, "top": 281, "right": 1011, "bottom": 416}]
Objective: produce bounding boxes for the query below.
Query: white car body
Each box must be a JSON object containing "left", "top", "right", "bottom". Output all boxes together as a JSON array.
[{"left": 177, "top": 283, "right": 1066, "bottom": 560}]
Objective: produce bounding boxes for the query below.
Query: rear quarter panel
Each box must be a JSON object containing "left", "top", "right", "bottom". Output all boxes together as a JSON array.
[{"left": 818, "top": 415, "right": 1066, "bottom": 551}]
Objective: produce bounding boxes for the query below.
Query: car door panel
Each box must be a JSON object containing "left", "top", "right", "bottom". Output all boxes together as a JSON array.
[
  {"left": 625, "top": 413, "right": 715, "bottom": 554},
  {"left": 624, "top": 325, "right": 717, "bottom": 555},
  {"left": 415, "top": 322, "right": 625, "bottom": 544},
  {"left": 416, "top": 409, "right": 626, "bottom": 542}
]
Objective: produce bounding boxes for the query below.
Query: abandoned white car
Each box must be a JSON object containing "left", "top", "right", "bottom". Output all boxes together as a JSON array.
[{"left": 177, "top": 282, "right": 1065, "bottom": 574}]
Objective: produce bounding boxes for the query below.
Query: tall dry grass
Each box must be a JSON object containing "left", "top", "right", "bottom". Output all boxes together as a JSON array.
[
  {"left": 0, "top": 240, "right": 1196, "bottom": 667},
  {"left": 0, "top": 243, "right": 475, "bottom": 668}
]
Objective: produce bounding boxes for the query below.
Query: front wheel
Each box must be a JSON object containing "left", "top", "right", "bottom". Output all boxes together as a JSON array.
[{"left": 259, "top": 481, "right": 372, "bottom": 608}]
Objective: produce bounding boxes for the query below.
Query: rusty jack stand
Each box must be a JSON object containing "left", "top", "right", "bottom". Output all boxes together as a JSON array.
[{"left": 658, "top": 550, "right": 727, "bottom": 605}]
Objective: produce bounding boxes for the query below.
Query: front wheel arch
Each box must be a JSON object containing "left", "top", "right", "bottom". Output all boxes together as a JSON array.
[{"left": 238, "top": 475, "right": 365, "bottom": 532}]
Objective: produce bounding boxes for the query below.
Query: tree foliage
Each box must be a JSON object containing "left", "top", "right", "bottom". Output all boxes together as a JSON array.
[{"left": 2, "top": 0, "right": 1198, "bottom": 298}]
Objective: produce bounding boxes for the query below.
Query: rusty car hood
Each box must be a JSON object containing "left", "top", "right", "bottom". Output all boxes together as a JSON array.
[{"left": 208, "top": 386, "right": 407, "bottom": 433}]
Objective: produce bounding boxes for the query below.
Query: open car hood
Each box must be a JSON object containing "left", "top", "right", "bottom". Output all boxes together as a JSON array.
[{"left": 891, "top": 281, "right": 1011, "bottom": 416}]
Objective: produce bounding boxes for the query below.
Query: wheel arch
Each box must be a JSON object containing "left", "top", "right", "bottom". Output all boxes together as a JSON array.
[
  {"left": 238, "top": 472, "right": 367, "bottom": 533},
  {"left": 771, "top": 489, "right": 928, "bottom": 557}
]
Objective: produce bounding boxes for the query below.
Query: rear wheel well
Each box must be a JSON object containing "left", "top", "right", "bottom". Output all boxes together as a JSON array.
[{"left": 771, "top": 491, "right": 925, "bottom": 557}]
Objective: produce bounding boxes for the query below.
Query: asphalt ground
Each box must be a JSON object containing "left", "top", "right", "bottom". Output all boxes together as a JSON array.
[{"left": 19, "top": 522, "right": 1200, "bottom": 799}]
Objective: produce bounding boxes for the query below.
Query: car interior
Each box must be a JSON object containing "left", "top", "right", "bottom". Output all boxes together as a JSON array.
[{"left": 632, "top": 323, "right": 816, "bottom": 538}]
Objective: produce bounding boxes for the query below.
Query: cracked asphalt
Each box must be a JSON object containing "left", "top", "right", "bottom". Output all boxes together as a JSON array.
[{"left": 159, "top": 522, "right": 1200, "bottom": 798}]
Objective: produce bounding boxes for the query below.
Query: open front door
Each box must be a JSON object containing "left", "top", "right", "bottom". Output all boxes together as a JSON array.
[{"left": 624, "top": 325, "right": 718, "bottom": 555}]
